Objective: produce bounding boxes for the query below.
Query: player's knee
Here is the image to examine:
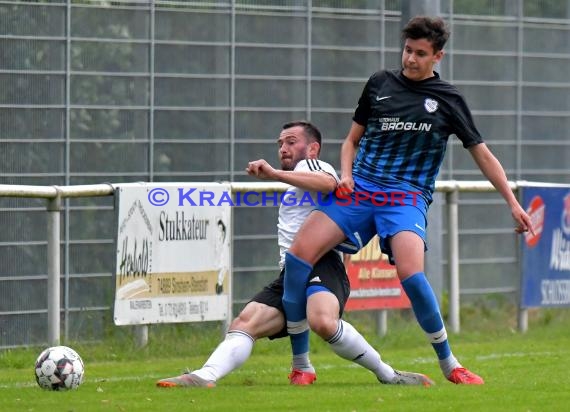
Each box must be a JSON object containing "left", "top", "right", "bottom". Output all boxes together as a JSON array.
[
  {"left": 307, "top": 313, "right": 338, "bottom": 340},
  {"left": 288, "top": 242, "right": 323, "bottom": 264},
  {"left": 307, "top": 290, "right": 340, "bottom": 338},
  {"left": 229, "top": 303, "right": 261, "bottom": 333},
  {"left": 397, "top": 268, "right": 421, "bottom": 281},
  {"left": 287, "top": 244, "right": 311, "bottom": 262},
  {"left": 230, "top": 302, "right": 284, "bottom": 339},
  {"left": 229, "top": 314, "right": 248, "bottom": 332}
]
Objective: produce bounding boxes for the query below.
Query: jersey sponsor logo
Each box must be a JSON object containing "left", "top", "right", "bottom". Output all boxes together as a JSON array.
[
  {"left": 380, "top": 121, "right": 432, "bottom": 131},
  {"left": 309, "top": 276, "right": 322, "bottom": 283},
  {"left": 424, "top": 98, "right": 438, "bottom": 113},
  {"left": 376, "top": 95, "right": 391, "bottom": 101}
]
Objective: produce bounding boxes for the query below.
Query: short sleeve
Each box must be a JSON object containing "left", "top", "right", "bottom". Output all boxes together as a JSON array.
[
  {"left": 450, "top": 94, "right": 484, "bottom": 148},
  {"left": 353, "top": 75, "right": 374, "bottom": 126},
  {"left": 295, "top": 159, "right": 339, "bottom": 182},
  {"left": 353, "top": 71, "right": 388, "bottom": 126}
]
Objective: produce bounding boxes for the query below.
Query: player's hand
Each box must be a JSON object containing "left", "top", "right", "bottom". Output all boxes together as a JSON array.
[
  {"left": 337, "top": 176, "right": 355, "bottom": 195},
  {"left": 512, "top": 204, "right": 535, "bottom": 236},
  {"left": 246, "top": 159, "right": 277, "bottom": 180}
]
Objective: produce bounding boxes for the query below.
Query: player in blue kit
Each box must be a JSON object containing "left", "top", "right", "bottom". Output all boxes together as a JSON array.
[{"left": 281, "top": 16, "right": 534, "bottom": 385}]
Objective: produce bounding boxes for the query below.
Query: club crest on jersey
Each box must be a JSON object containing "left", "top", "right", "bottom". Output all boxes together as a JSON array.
[{"left": 424, "top": 98, "right": 438, "bottom": 113}]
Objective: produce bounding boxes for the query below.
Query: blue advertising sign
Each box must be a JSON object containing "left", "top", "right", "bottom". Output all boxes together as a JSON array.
[{"left": 520, "top": 185, "right": 570, "bottom": 308}]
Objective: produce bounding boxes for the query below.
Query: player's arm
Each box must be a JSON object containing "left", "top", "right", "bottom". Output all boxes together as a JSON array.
[
  {"left": 339, "top": 121, "right": 365, "bottom": 193},
  {"left": 273, "top": 168, "right": 337, "bottom": 193},
  {"left": 246, "top": 159, "right": 337, "bottom": 193},
  {"left": 468, "top": 143, "right": 534, "bottom": 235}
]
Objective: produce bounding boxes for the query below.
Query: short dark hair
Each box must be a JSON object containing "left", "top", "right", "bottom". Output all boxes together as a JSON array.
[
  {"left": 282, "top": 120, "right": 322, "bottom": 147},
  {"left": 402, "top": 16, "right": 450, "bottom": 52}
]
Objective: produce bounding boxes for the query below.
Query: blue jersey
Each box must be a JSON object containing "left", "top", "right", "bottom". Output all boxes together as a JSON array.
[{"left": 352, "top": 69, "right": 483, "bottom": 204}]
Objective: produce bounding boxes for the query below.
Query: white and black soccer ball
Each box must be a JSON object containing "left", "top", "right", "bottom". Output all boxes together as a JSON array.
[{"left": 34, "top": 345, "right": 84, "bottom": 391}]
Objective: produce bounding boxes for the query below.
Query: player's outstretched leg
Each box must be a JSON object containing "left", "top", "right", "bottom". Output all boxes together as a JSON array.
[
  {"left": 156, "top": 371, "right": 216, "bottom": 388},
  {"left": 401, "top": 272, "right": 484, "bottom": 385},
  {"left": 326, "top": 320, "right": 434, "bottom": 387},
  {"left": 156, "top": 330, "right": 255, "bottom": 388},
  {"left": 380, "top": 370, "right": 435, "bottom": 386}
]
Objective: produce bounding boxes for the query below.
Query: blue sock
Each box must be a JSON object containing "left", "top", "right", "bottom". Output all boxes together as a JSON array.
[
  {"left": 289, "top": 330, "right": 310, "bottom": 356},
  {"left": 282, "top": 252, "right": 313, "bottom": 356},
  {"left": 401, "top": 272, "right": 451, "bottom": 360}
]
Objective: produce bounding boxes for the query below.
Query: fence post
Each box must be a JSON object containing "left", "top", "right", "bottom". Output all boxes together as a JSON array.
[
  {"left": 517, "top": 308, "right": 528, "bottom": 332},
  {"left": 47, "top": 192, "right": 62, "bottom": 346},
  {"left": 446, "top": 189, "right": 460, "bottom": 333},
  {"left": 134, "top": 325, "right": 149, "bottom": 348},
  {"left": 375, "top": 309, "right": 388, "bottom": 337}
]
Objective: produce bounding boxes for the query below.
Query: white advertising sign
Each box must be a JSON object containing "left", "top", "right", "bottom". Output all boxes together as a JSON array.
[{"left": 113, "top": 182, "right": 231, "bottom": 325}]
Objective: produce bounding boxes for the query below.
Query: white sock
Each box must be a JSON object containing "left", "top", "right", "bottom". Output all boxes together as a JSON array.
[
  {"left": 191, "top": 330, "right": 254, "bottom": 382},
  {"left": 292, "top": 353, "right": 315, "bottom": 373},
  {"left": 439, "top": 354, "right": 461, "bottom": 378},
  {"left": 327, "top": 320, "right": 395, "bottom": 382}
]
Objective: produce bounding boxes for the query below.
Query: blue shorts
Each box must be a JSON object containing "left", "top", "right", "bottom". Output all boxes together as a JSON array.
[{"left": 317, "top": 177, "right": 428, "bottom": 263}]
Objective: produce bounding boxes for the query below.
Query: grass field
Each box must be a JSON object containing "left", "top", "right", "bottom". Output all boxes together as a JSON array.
[{"left": 1, "top": 303, "right": 569, "bottom": 412}]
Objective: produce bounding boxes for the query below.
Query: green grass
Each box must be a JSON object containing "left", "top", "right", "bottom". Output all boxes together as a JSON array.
[{"left": 1, "top": 303, "right": 569, "bottom": 412}]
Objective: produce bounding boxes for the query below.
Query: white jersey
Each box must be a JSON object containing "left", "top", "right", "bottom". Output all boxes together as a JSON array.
[{"left": 277, "top": 158, "right": 339, "bottom": 269}]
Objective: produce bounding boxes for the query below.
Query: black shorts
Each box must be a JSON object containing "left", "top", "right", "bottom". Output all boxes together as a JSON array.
[{"left": 250, "top": 250, "right": 350, "bottom": 339}]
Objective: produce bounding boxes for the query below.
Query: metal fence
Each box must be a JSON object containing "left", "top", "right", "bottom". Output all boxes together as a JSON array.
[
  {"left": 0, "top": 179, "right": 521, "bottom": 348},
  {"left": 0, "top": 0, "right": 569, "bottom": 347}
]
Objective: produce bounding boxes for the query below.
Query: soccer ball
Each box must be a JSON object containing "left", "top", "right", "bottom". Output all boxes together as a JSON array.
[{"left": 34, "top": 346, "right": 84, "bottom": 391}]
